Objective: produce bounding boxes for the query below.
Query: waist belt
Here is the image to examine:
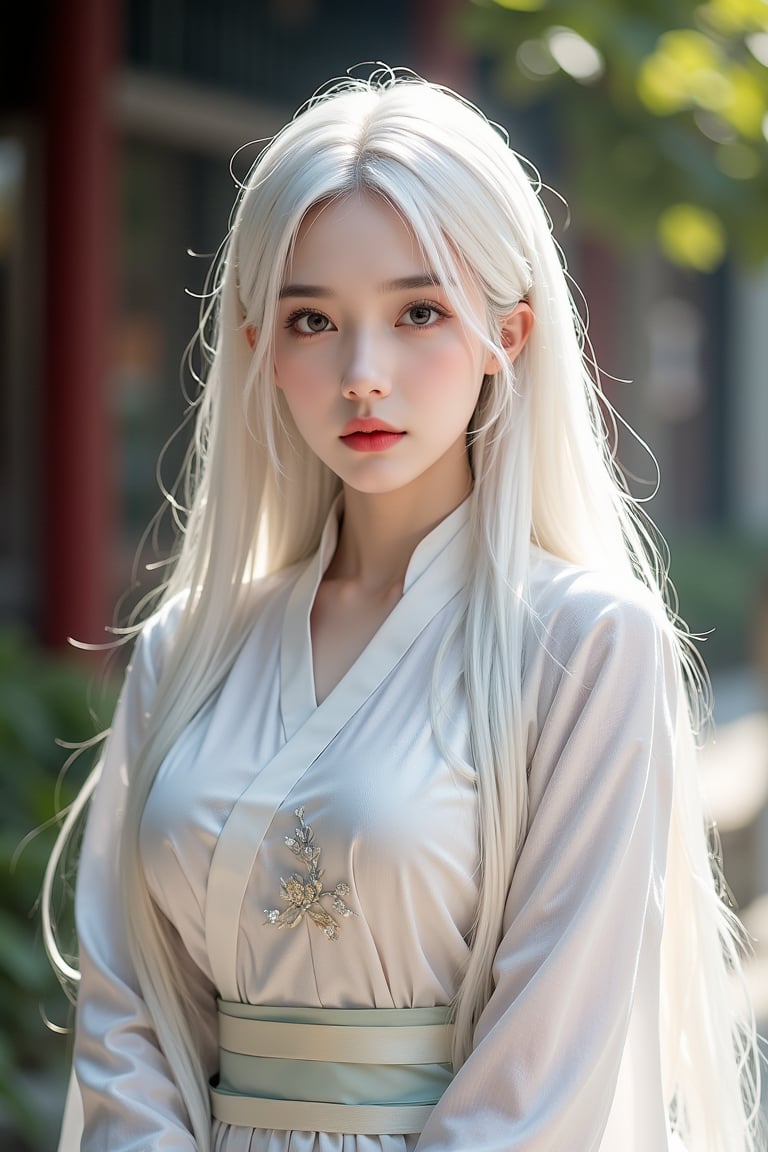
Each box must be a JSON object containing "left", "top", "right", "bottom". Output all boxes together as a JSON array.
[{"left": 210, "top": 1000, "right": 455, "bottom": 1135}]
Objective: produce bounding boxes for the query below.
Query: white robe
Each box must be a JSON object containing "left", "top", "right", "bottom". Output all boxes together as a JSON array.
[{"left": 58, "top": 498, "right": 679, "bottom": 1151}]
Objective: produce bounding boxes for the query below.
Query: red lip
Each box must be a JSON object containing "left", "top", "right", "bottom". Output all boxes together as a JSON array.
[
  {"left": 341, "top": 417, "right": 404, "bottom": 436},
  {"left": 341, "top": 431, "right": 406, "bottom": 453}
]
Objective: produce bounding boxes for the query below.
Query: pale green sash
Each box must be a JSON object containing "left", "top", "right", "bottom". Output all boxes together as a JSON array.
[{"left": 210, "top": 1001, "right": 454, "bottom": 1134}]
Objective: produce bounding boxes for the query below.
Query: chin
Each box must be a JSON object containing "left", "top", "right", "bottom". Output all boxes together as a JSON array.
[{"left": 341, "top": 478, "right": 413, "bottom": 496}]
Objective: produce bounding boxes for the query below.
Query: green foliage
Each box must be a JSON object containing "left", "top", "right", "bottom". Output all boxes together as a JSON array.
[
  {"left": 461, "top": 0, "right": 768, "bottom": 270},
  {"left": 666, "top": 527, "right": 768, "bottom": 668},
  {"left": 0, "top": 630, "right": 118, "bottom": 1148}
]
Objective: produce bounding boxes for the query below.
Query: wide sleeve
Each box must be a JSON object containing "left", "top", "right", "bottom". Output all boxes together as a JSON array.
[
  {"left": 62, "top": 603, "right": 218, "bottom": 1152},
  {"left": 415, "top": 583, "right": 678, "bottom": 1152}
]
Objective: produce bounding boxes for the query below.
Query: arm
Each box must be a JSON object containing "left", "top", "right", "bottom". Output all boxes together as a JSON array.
[
  {"left": 69, "top": 604, "right": 218, "bottom": 1152},
  {"left": 416, "top": 584, "right": 678, "bottom": 1151}
]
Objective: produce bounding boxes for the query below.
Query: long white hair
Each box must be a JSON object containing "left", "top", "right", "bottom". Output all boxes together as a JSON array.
[{"left": 45, "top": 66, "right": 762, "bottom": 1151}]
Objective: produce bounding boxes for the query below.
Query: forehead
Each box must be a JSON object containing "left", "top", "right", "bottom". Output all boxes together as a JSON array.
[{"left": 285, "top": 192, "right": 427, "bottom": 278}]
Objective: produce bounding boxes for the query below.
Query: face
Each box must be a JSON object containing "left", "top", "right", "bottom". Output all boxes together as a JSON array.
[{"left": 272, "top": 192, "right": 500, "bottom": 500}]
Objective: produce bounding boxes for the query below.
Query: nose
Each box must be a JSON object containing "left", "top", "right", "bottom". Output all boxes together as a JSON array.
[{"left": 340, "top": 328, "right": 391, "bottom": 400}]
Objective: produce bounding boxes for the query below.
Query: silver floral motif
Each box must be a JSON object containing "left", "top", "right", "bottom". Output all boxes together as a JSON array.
[{"left": 264, "top": 807, "right": 357, "bottom": 940}]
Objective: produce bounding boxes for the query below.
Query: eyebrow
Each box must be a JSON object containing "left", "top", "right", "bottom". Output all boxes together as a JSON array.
[{"left": 278, "top": 274, "right": 441, "bottom": 299}]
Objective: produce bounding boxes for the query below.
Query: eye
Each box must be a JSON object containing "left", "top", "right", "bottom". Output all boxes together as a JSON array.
[
  {"left": 398, "top": 301, "right": 448, "bottom": 328},
  {"left": 285, "top": 309, "right": 336, "bottom": 335}
]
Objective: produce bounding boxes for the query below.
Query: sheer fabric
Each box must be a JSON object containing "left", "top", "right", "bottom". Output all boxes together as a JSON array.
[{"left": 60, "top": 500, "right": 678, "bottom": 1151}]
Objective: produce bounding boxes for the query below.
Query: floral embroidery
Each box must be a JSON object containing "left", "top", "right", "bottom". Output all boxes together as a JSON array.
[{"left": 264, "top": 807, "right": 357, "bottom": 940}]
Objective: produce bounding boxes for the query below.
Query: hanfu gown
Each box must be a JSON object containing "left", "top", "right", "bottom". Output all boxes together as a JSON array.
[{"left": 58, "top": 497, "right": 679, "bottom": 1151}]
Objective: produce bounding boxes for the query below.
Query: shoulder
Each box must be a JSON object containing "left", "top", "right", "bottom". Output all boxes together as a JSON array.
[
  {"left": 524, "top": 546, "right": 676, "bottom": 696},
  {"left": 125, "top": 588, "right": 190, "bottom": 691},
  {"left": 131, "top": 563, "right": 302, "bottom": 686},
  {"left": 521, "top": 549, "right": 681, "bottom": 788},
  {"left": 528, "top": 545, "right": 670, "bottom": 649}
]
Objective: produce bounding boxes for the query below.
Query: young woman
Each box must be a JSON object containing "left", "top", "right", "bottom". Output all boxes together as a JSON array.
[{"left": 47, "top": 66, "right": 763, "bottom": 1152}]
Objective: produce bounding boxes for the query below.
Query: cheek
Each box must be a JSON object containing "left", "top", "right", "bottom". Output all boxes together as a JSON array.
[
  {"left": 278, "top": 381, "right": 323, "bottom": 427},
  {"left": 273, "top": 344, "right": 298, "bottom": 393},
  {"left": 274, "top": 361, "right": 337, "bottom": 438},
  {"left": 274, "top": 350, "right": 318, "bottom": 401},
  {"left": 274, "top": 339, "right": 337, "bottom": 394},
  {"left": 411, "top": 343, "right": 484, "bottom": 403}
]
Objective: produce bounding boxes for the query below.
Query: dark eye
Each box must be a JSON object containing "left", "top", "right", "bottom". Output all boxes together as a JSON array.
[
  {"left": 406, "top": 305, "right": 436, "bottom": 326},
  {"left": 398, "top": 302, "right": 447, "bottom": 329},
  {"left": 295, "top": 311, "right": 332, "bottom": 334}
]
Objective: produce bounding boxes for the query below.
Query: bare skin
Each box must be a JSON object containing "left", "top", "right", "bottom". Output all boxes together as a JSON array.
[
  {"left": 310, "top": 477, "right": 473, "bottom": 703},
  {"left": 266, "top": 194, "right": 533, "bottom": 703},
  {"left": 310, "top": 579, "right": 402, "bottom": 705}
]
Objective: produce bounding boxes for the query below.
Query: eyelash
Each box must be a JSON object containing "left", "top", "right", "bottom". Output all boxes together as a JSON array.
[
  {"left": 283, "top": 300, "right": 451, "bottom": 338},
  {"left": 283, "top": 308, "right": 333, "bottom": 338},
  {"left": 401, "top": 300, "right": 450, "bottom": 327}
]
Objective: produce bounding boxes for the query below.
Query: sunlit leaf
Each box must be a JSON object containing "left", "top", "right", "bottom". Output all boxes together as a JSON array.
[
  {"left": 658, "top": 203, "right": 726, "bottom": 269},
  {"left": 491, "top": 0, "right": 548, "bottom": 9},
  {"left": 462, "top": 0, "right": 768, "bottom": 266},
  {"left": 698, "top": 0, "right": 768, "bottom": 37},
  {"left": 638, "top": 30, "right": 723, "bottom": 115},
  {"left": 720, "top": 66, "right": 767, "bottom": 136},
  {"left": 637, "top": 59, "right": 687, "bottom": 114}
]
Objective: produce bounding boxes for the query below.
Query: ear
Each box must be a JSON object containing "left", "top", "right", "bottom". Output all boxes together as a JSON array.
[
  {"left": 245, "top": 324, "right": 258, "bottom": 351},
  {"left": 483, "top": 301, "right": 534, "bottom": 375}
]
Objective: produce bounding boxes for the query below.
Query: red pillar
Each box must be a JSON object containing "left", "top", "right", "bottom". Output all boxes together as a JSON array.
[
  {"left": 43, "top": 0, "right": 119, "bottom": 651},
  {"left": 408, "top": 0, "right": 473, "bottom": 91},
  {"left": 579, "top": 236, "right": 621, "bottom": 411}
]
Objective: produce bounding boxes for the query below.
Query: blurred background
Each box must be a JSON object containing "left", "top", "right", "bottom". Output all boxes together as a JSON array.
[{"left": 2, "top": 0, "right": 768, "bottom": 1147}]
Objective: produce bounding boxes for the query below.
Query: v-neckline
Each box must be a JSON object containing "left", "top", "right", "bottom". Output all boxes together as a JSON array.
[
  {"left": 206, "top": 495, "right": 472, "bottom": 999},
  {"left": 279, "top": 495, "right": 472, "bottom": 741}
]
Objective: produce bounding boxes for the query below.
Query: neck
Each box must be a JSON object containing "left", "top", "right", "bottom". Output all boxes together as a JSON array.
[{"left": 329, "top": 467, "right": 472, "bottom": 592}]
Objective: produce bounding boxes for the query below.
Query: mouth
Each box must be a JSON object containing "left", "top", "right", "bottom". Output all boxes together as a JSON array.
[
  {"left": 340, "top": 429, "right": 406, "bottom": 453},
  {"left": 339, "top": 416, "right": 406, "bottom": 454},
  {"left": 341, "top": 417, "right": 404, "bottom": 436}
]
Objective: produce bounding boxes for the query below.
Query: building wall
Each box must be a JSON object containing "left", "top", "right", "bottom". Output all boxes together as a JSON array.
[{"left": 2, "top": 0, "right": 764, "bottom": 656}]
